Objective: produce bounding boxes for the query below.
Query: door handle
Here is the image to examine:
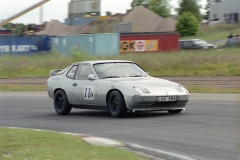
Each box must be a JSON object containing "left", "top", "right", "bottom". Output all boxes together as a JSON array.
[{"left": 72, "top": 83, "right": 77, "bottom": 86}]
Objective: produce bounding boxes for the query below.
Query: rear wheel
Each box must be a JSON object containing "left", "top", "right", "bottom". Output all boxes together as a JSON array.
[
  {"left": 54, "top": 90, "right": 72, "bottom": 115},
  {"left": 168, "top": 109, "right": 182, "bottom": 114},
  {"left": 108, "top": 90, "right": 127, "bottom": 118}
]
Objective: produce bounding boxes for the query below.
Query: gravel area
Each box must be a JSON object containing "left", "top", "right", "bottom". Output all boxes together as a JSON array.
[{"left": 0, "top": 76, "right": 239, "bottom": 88}]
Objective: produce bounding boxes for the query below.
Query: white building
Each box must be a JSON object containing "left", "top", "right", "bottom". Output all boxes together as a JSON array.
[{"left": 209, "top": 0, "right": 240, "bottom": 23}]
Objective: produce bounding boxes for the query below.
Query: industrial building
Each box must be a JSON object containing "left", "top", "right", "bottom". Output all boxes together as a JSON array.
[
  {"left": 68, "top": 0, "right": 100, "bottom": 18},
  {"left": 66, "top": 0, "right": 101, "bottom": 26},
  {"left": 209, "top": 0, "right": 240, "bottom": 23},
  {"left": 0, "top": 27, "right": 12, "bottom": 35}
]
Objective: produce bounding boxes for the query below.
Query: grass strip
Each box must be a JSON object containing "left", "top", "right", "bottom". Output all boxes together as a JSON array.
[
  {"left": 0, "top": 127, "right": 146, "bottom": 160},
  {"left": 0, "top": 47, "right": 240, "bottom": 78},
  {"left": 0, "top": 85, "right": 47, "bottom": 91},
  {"left": 187, "top": 86, "right": 240, "bottom": 94},
  {"left": 182, "top": 23, "right": 240, "bottom": 41}
]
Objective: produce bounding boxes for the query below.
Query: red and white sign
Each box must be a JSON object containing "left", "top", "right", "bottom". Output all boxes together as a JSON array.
[
  {"left": 135, "top": 40, "right": 145, "bottom": 51},
  {"left": 120, "top": 40, "right": 158, "bottom": 52}
]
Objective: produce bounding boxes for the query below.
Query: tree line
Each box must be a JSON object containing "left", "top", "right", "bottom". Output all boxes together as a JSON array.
[
  {"left": 131, "top": 0, "right": 224, "bottom": 37},
  {"left": 2, "top": 0, "right": 225, "bottom": 37},
  {"left": 2, "top": 22, "right": 48, "bottom": 35}
]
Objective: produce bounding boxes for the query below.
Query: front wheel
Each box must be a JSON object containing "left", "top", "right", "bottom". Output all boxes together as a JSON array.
[
  {"left": 108, "top": 90, "right": 127, "bottom": 118},
  {"left": 168, "top": 109, "right": 182, "bottom": 114},
  {"left": 54, "top": 90, "right": 72, "bottom": 115}
]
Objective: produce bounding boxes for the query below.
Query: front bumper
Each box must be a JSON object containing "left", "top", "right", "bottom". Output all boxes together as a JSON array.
[{"left": 126, "top": 95, "right": 189, "bottom": 111}]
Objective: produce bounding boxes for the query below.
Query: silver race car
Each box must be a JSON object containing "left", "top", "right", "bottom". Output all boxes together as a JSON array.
[{"left": 48, "top": 60, "right": 190, "bottom": 117}]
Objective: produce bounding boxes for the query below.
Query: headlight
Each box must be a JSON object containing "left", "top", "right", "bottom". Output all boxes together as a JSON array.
[
  {"left": 175, "top": 87, "right": 184, "bottom": 93},
  {"left": 177, "top": 85, "right": 189, "bottom": 94},
  {"left": 140, "top": 88, "right": 150, "bottom": 93}
]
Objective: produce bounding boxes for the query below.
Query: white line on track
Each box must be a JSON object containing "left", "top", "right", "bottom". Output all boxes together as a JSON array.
[{"left": 127, "top": 143, "right": 197, "bottom": 160}]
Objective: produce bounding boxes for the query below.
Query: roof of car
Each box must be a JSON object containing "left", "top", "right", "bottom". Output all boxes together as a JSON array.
[
  {"left": 179, "top": 39, "right": 201, "bottom": 41},
  {"left": 74, "top": 60, "right": 133, "bottom": 65},
  {"left": 232, "top": 37, "right": 240, "bottom": 39}
]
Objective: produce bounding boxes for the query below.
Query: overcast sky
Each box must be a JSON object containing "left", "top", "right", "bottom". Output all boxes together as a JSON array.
[{"left": 0, "top": 0, "right": 207, "bottom": 24}]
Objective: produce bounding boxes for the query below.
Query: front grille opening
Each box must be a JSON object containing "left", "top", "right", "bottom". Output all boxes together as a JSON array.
[{"left": 151, "top": 101, "right": 177, "bottom": 107}]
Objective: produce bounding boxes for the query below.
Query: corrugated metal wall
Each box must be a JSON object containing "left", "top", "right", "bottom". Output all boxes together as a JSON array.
[
  {"left": 65, "top": 34, "right": 93, "bottom": 55},
  {"left": 65, "top": 17, "right": 97, "bottom": 26},
  {"left": 120, "top": 32, "right": 179, "bottom": 53},
  {"left": 94, "top": 34, "right": 119, "bottom": 56},
  {"left": 51, "top": 36, "right": 64, "bottom": 54},
  {"left": 51, "top": 33, "right": 119, "bottom": 56},
  {"left": 0, "top": 35, "right": 50, "bottom": 53}
]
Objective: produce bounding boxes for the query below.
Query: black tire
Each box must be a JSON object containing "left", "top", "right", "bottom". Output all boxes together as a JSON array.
[
  {"left": 108, "top": 90, "right": 127, "bottom": 118},
  {"left": 168, "top": 109, "right": 182, "bottom": 114},
  {"left": 54, "top": 90, "right": 72, "bottom": 115}
]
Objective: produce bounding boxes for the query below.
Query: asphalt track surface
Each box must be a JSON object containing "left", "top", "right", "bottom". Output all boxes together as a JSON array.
[{"left": 0, "top": 92, "right": 239, "bottom": 160}]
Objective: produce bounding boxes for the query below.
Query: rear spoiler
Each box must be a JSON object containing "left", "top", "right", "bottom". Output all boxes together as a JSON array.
[{"left": 50, "top": 69, "right": 62, "bottom": 77}]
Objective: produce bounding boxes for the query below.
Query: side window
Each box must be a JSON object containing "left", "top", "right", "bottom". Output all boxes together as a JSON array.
[
  {"left": 66, "top": 65, "right": 78, "bottom": 79},
  {"left": 236, "top": 38, "right": 240, "bottom": 44},
  {"left": 188, "top": 41, "right": 193, "bottom": 46},
  {"left": 75, "top": 65, "right": 93, "bottom": 80},
  {"left": 183, "top": 42, "right": 188, "bottom": 47}
]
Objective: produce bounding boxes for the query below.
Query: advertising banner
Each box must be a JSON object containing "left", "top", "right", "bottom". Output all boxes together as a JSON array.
[
  {"left": 0, "top": 35, "right": 50, "bottom": 53},
  {"left": 120, "top": 40, "right": 158, "bottom": 52}
]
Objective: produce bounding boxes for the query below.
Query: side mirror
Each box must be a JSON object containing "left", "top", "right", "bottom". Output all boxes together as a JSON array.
[
  {"left": 88, "top": 74, "right": 96, "bottom": 81},
  {"left": 50, "top": 70, "right": 56, "bottom": 77},
  {"left": 50, "top": 69, "right": 62, "bottom": 77}
]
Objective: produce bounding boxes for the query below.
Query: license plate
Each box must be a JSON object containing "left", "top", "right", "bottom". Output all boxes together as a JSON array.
[{"left": 157, "top": 96, "right": 178, "bottom": 102}]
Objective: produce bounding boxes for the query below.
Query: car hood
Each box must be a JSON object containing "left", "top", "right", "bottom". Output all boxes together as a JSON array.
[
  {"left": 106, "top": 77, "right": 186, "bottom": 95},
  {"left": 110, "top": 77, "right": 178, "bottom": 87},
  {"left": 206, "top": 44, "right": 216, "bottom": 47},
  {"left": 197, "top": 43, "right": 216, "bottom": 48}
]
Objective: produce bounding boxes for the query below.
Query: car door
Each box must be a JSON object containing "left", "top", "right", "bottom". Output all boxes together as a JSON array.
[
  {"left": 183, "top": 41, "right": 189, "bottom": 49},
  {"left": 192, "top": 41, "right": 203, "bottom": 49},
  {"left": 64, "top": 65, "right": 79, "bottom": 104},
  {"left": 188, "top": 41, "right": 195, "bottom": 49},
  {"left": 71, "top": 64, "right": 98, "bottom": 105}
]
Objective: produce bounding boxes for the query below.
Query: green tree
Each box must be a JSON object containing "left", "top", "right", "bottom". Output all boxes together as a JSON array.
[
  {"left": 147, "top": 0, "right": 171, "bottom": 18},
  {"left": 3, "top": 23, "right": 12, "bottom": 30},
  {"left": 12, "top": 23, "right": 25, "bottom": 35},
  {"left": 43, "top": 21, "right": 49, "bottom": 26},
  {"left": 176, "top": 12, "right": 199, "bottom": 37},
  {"left": 177, "top": 0, "right": 201, "bottom": 22},
  {"left": 131, "top": 0, "right": 150, "bottom": 8},
  {"left": 106, "top": 11, "right": 112, "bottom": 16},
  {"left": 131, "top": 0, "right": 171, "bottom": 18}
]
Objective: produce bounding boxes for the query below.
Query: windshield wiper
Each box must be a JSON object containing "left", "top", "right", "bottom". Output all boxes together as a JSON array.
[{"left": 101, "top": 76, "right": 121, "bottom": 79}]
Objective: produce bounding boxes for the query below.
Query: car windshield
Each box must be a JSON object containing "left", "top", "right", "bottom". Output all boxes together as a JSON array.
[
  {"left": 194, "top": 40, "right": 207, "bottom": 45},
  {"left": 93, "top": 62, "right": 149, "bottom": 79}
]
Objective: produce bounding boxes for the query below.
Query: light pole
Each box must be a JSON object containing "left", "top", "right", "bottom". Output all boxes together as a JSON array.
[{"left": 40, "top": 5, "right": 43, "bottom": 25}]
